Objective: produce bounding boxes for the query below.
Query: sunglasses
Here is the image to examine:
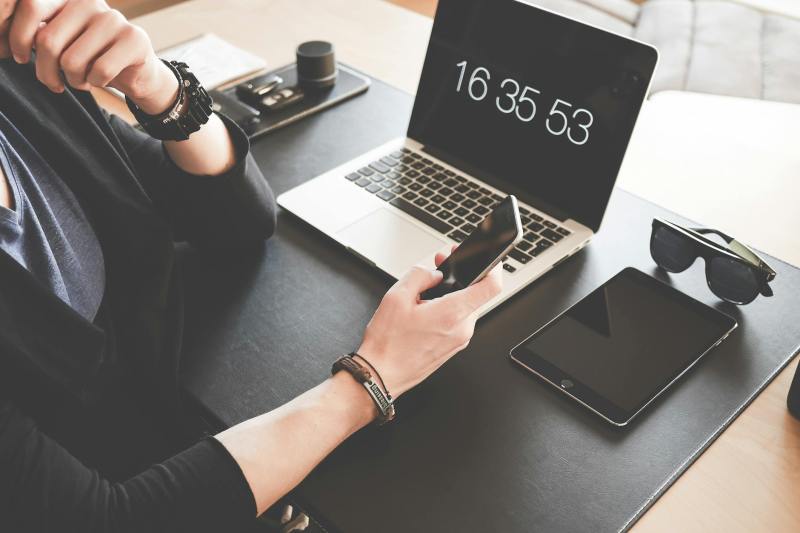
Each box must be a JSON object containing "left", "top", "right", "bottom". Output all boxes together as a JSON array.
[{"left": 649, "top": 218, "right": 776, "bottom": 305}]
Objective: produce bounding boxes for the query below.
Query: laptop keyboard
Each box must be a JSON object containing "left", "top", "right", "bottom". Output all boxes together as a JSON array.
[{"left": 344, "top": 147, "right": 572, "bottom": 271}]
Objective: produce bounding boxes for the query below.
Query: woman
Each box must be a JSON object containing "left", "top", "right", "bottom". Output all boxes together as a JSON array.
[{"left": 0, "top": 1, "right": 502, "bottom": 531}]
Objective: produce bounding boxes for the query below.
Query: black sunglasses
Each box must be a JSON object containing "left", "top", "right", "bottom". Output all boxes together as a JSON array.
[{"left": 650, "top": 218, "right": 776, "bottom": 305}]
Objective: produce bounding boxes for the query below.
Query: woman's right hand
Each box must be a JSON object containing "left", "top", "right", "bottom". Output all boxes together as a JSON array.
[{"left": 357, "top": 251, "right": 503, "bottom": 398}]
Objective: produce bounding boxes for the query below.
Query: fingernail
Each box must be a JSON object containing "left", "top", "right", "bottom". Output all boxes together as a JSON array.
[{"left": 12, "top": 54, "right": 22, "bottom": 63}]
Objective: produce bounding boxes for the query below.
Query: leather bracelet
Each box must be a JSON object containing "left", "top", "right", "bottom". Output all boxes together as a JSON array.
[
  {"left": 332, "top": 355, "right": 396, "bottom": 425},
  {"left": 350, "top": 352, "right": 389, "bottom": 398}
]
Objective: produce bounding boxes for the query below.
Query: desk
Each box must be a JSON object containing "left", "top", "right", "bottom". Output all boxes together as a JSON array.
[{"left": 132, "top": 1, "right": 800, "bottom": 530}]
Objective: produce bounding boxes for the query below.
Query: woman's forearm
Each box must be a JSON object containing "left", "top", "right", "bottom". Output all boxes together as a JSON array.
[
  {"left": 132, "top": 64, "right": 239, "bottom": 176},
  {"left": 215, "top": 371, "right": 376, "bottom": 516}
]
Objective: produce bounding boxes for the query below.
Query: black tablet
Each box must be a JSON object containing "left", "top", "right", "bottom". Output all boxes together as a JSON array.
[{"left": 510, "top": 267, "right": 737, "bottom": 426}]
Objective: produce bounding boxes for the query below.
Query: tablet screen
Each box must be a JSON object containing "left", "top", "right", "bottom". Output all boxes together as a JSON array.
[{"left": 511, "top": 268, "right": 737, "bottom": 425}]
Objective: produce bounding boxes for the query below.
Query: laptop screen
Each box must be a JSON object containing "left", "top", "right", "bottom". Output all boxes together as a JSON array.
[{"left": 408, "top": 0, "right": 657, "bottom": 231}]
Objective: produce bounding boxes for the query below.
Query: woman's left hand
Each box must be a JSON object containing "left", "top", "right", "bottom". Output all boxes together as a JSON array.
[{"left": 1, "top": 0, "right": 178, "bottom": 114}]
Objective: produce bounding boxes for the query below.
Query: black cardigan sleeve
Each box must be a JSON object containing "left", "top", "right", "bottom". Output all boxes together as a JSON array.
[
  {"left": 106, "top": 112, "right": 277, "bottom": 250},
  {"left": 0, "top": 399, "right": 257, "bottom": 533}
]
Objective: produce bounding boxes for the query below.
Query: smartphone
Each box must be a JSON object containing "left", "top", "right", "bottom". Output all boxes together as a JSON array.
[{"left": 422, "top": 195, "right": 523, "bottom": 300}]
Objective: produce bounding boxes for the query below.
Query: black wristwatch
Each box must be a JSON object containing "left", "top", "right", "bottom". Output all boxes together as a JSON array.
[{"left": 126, "top": 60, "right": 213, "bottom": 141}]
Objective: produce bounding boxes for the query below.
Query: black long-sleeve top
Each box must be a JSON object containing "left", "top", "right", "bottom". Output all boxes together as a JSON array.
[{"left": 0, "top": 59, "right": 275, "bottom": 531}]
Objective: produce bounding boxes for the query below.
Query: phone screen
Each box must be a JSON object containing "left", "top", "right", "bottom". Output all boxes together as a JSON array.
[{"left": 423, "top": 196, "right": 521, "bottom": 299}]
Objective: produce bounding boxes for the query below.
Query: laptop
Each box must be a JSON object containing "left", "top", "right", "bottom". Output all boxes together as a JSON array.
[{"left": 278, "top": 0, "right": 658, "bottom": 314}]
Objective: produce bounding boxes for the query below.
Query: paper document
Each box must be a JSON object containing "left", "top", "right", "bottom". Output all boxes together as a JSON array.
[{"left": 158, "top": 33, "right": 268, "bottom": 89}]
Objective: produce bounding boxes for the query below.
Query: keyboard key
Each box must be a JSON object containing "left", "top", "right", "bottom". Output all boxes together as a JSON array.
[
  {"left": 462, "top": 223, "right": 476, "bottom": 233},
  {"left": 400, "top": 155, "right": 415, "bottom": 164},
  {"left": 391, "top": 185, "right": 405, "bottom": 194},
  {"left": 474, "top": 206, "right": 489, "bottom": 216},
  {"left": 437, "top": 210, "right": 453, "bottom": 221},
  {"left": 556, "top": 227, "right": 571, "bottom": 237},
  {"left": 381, "top": 180, "right": 396, "bottom": 188},
  {"left": 398, "top": 177, "right": 413, "bottom": 186},
  {"left": 454, "top": 174, "right": 467, "bottom": 183},
  {"left": 425, "top": 204, "right": 441, "bottom": 214},
  {"left": 521, "top": 216, "right": 531, "bottom": 226},
  {"left": 381, "top": 156, "right": 398, "bottom": 167},
  {"left": 433, "top": 172, "right": 448, "bottom": 181},
  {"left": 428, "top": 181, "right": 443, "bottom": 191},
  {"left": 432, "top": 163, "right": 444, "bottom": 171},
  {"left": 417, "top": 175, "right": 431, "bottom": 185},
  {"left": 528, "top": 221, "right": 544, "bottom": 232},
  {"left": 411, "top": 161, "right": 425, "bottom": 170},
  {"left": 541, "top": 228, "right": 563, "bottom": 242},
  {"left": 450, "top": 193, "right": 465, "bottom": 203},
  {"left": 430, "top": 194, "right": 446, "bottom": 204},
  {"left": 448, "top": 230, "right": 468, "bottom": 243},
  {"left": 370, "top": 161, "right": 391, "bottom": 173},
  {"left": 407, "top": 170, "right": 421, "bottom": 178},
  {"left": 443, "top": 201, "right": 458, "bottom": 211},
  {"left": 520, "top": 207, "right": 531, "bottom": 216},
  {"left": 396, "top": 164, "right": 409, "bottom": 173},
  {"left": 403, "top": 191, "right": 418, "bottom": 201},
  {"left": 358, "top": 167, "right": 374, "bottom": 176},
  {"left": 503, "top": 263, "right": 517, "bottom": 273},
  {"left": 420, "top": 188, "right": 435, "bottom": 198},
  {"left": 422, "top": 167, "right": 437, "bottom": 176},
  {"left": 467, "top": 190, "right": 482, "bottom": 200},
  {"left": 531, "top": 213, "right": 543, "bottom": 222},
  {"left": 444, "top": 178, "right": 459, "bottom": 188},
  {"left": 391, "top": 151, "right": 404, "bottom": 159},
  {"left": 466, "top": 213, "right": 482, "bottom": 224},
  {"left": 491, "top": 194, "right": 504, "bottom": 201},
  {"left": 366, "top": 183, "right": 382, "bottom": 193},
  {"left": 370, "top": 174, "right": 385, "bottom": 182},
  {"left": 400, "top": 147, "right": 412, "bottom": 154},
  {"left": 454, "top": 207, "right": 469, "bottom": 217},
  {"left": 462, "top": 199, "right": 477, "bottom": 209},
  {"left": 409, "top": 182, "right": 423, "bottom": 192},
  {"left": 479, "top": 187, "right": 492, "bottom": 195},
  {"left": 439, "top": 187, "right": 454, "bottom": 196},
  {"left": 517, "top": 240, "right": 532, "bottom": 252},
  {"left": 377, "top": 190, "right": 395, "bottom": 201},
  {"left": 355, "top": 178, "right": 371, "bottom": 187},
  {"left": 466, "top": 181, "right": 480, "bottom": 189},
  {"left": 509, "top": 249, "right": 532, "bottom": 264},
  {"left": 449, "top": 216, "right": 464, "bottom": 226},
  {"left": 455, "top": 184, "right": 470, "bottom": 194},
  {"left": 530, "top": 240, "right": 553, "bottom": 257},
  {"left": 390, "top": 198, "right": 453, "bottom": 235},
  {"left": 523, "top": 232, "right": 539, "bottom": 243},
  {"left": 544, "top": 220, "right": 557, "bottom": 229},
  {"left": 421, "top": 157, "right": 433, "bottom": 164},
  {"left": 386, "top": 171, "right": 402, "bottom": 180},
  {"left": 414, "top": 197, "right": 429, "bottom": 207},
  {"left": 478, "top": 197, "right": 493, "bottom": 206},
  {"left": 444, "top": 169, "right": 455, "bottom": 176},
  {"left": 410, "top": 152, "right": 422, "bottom": 158},
  {"left": 346, "top": 172, "right": 360, "bottom": 181}
]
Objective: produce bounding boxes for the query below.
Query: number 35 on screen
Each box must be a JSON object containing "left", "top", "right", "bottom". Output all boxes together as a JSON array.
[{"left": 455, "top": 60, "right": 593, "bottom": 146}]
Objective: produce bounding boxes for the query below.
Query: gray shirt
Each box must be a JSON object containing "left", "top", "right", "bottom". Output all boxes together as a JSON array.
[{"left": 0, "top": 111, "right": 105, "bottom": 320}]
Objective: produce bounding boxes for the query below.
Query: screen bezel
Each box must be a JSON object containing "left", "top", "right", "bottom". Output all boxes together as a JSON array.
[
  {"left": 407, "top": 0, "right": 659, "bottom": 232},
  {"left": 509, "top": 267, "right": 738, "bottom": 426}
]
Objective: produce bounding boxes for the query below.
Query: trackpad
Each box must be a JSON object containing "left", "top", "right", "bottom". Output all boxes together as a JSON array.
[{"left": 337, "top": 208, "right": 445, "bottom": 269}]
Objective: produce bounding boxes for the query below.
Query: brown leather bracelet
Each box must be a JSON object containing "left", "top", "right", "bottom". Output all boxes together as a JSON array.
[
  {"left": 332, "top": 355, "right": 396, "bottom": 424},
  {"left": 351, "top": 352, "right": 389, "bottom": 397}
]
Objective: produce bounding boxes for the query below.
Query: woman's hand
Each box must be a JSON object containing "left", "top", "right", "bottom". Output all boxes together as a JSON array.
[
  {"left": 358, "top": 250, "right": 503, "bottom": 398},
  {"left": 0, "top": 0, "right": 177, "bottom": 114}
]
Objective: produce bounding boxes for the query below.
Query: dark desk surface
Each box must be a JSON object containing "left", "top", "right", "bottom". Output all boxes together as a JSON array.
[{"left": 180, "top": 77, "right": 800, "bottom": 532}]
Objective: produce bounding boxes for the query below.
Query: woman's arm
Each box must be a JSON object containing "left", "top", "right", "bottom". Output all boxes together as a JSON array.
[
  {"left": 3, "top": 0, "right": 238, "bottom": 176},
  {"left": 219, "top": 259, "right": 503, "bottom": 515}
]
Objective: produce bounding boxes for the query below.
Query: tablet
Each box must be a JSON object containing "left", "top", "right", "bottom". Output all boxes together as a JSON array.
[{"left": 510, "top": 267, "right": 737, "bottom": 426}]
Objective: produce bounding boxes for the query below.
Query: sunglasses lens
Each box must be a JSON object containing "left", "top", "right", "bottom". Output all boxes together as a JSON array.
[
  {"left": 651, "top": 226, "right": 696, "bottom": 272},
  {"left": 708, "top": 256, "right": 760, "bottom": 304}
]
